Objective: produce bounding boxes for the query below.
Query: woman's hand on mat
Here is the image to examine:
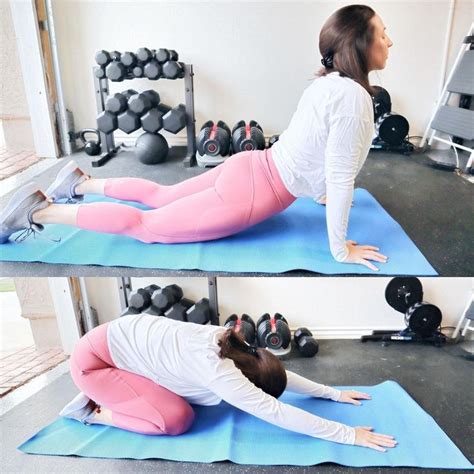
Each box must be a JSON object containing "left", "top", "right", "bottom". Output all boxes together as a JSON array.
[
  {"left": 344, "top": 240, "right": 388, "bottom": 271},
  {"left": 316, "top": 196, "right": 327, "bottom": 205},
  {"left": 338, "top": 390, "right": 371, "bottom": 405},
  {"left": 354, "top": 426, "right": 397, "bottom": 452}
]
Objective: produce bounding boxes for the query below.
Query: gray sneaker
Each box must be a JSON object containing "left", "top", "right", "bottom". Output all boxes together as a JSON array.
[
  {"left": 0, "top": 182, "right": 49, "bottom": 244},
  {"left": 45, "top": 160, "right": 89, "bottom": 202},
  {"left": 59, "top": 392, "right": 97, "bottom": 425}
]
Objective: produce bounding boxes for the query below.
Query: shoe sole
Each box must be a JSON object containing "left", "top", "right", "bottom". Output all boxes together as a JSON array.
[{"left": 0, "top": 182, "right": 43, "bottom": 223}]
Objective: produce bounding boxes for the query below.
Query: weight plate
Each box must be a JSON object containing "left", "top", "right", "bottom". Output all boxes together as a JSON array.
[
  {"left": 406, "top": 302, "right": 442, "bottom": 337},
  {"left": 385, "top": 277, "right": 423, "bottom": 313},
  {"left": 265, "top": 332, "right": 282, "bottom": 349},
  {"left": 376, "top": 113, "right": 409, "bottom": 146},
  {"left": 372, "top": 86, "right": 392, "bottom": 121}
]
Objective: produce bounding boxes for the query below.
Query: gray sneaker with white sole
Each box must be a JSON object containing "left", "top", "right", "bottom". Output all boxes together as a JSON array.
[
  {"left": 0, "top": 182, "right": 49, "bottom": 244},
  {"left": 45, "top": 160, "right": 89, "bottom": 202},
  {"left": 59, "top": 392, "right": 97, "bottom": 425}
]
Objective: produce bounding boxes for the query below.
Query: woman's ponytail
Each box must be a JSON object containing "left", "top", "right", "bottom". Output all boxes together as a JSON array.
[{"left": 218, "top": 329, "right": 287, "bottom": 398}]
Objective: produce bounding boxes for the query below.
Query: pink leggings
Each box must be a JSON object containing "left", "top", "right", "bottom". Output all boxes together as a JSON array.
[
  {"left": 76, "top": 149, "right": 296, "bottom": 243},
  {"left": 70, "top": 323, "right": 195, "bottom": 435}
]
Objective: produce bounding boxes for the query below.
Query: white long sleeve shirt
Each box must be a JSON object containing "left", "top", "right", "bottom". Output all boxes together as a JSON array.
[
  {"left": 271, "top": 72, "right": 374, "bottom": 262},
  {"left": 107, "top": 314, "right": 355, "bottom": 445}
]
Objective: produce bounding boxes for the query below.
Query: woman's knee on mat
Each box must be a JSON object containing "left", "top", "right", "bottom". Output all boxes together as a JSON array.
[{"left": 160, "top": 399, "right": 195, "bottom": 435}]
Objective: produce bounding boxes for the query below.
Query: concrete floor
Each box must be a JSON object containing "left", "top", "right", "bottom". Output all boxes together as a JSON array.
[
  {"left": 2, "top": 339, "right": 473, "bottom": 473},
  {"left": 0, "top": 147, "right": 472, "bottom": 277}
]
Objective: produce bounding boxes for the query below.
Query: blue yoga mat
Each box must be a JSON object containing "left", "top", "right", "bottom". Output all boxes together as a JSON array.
[
  {"left": 18, "top": 381, "right": 471, "bottom": 468},
  {"left": 1, "top": 189, "right": 436, "bottom": 275}
]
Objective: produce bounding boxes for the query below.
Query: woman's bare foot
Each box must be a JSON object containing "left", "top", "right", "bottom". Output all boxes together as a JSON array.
[{"left": 88, "top": 406, "right": 115, "bottom": 426}]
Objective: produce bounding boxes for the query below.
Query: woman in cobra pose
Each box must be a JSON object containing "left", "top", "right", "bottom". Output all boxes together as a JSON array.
[{"left": 0, "top": 5, "right": 392, "bottom": 271}]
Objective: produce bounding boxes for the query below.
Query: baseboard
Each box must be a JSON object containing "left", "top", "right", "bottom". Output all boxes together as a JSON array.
[
  {"left": 114, "top": 133, "right": 187, "bottom": 147},
  {"left": 292, "top": 326, "right": 405, "bottom": 340},
  {"left": 113, "top": 133, "right": 278, "bottom": 148}
]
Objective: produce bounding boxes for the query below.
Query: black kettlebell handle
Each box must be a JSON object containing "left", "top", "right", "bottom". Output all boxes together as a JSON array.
[{"left": 79, "top": 128, "right": 101, "bottom": 146}]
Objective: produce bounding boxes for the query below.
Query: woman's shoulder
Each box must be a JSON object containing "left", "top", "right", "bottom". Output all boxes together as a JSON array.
[
  {"left": 307, "top": 73, "right": 372, "bottom": 117},
  {"left": 310, "top": 73, "right": 369, "bottom": 99}
]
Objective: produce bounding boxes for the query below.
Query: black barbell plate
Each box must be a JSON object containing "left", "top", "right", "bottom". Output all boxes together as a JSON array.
[
  {"left": 376, "top": 113, "right": 409, "bottom": 146},
  {"left": 406, "top": 302, "right": 442, "bottom": 337},
  {"left": 385, "top": 277, "right": 423, "bottom": 313}
]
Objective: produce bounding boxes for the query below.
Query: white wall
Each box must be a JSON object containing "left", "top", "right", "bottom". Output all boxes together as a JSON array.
[
  {"left": 84, "top": 277, "right": 122, "bottom": 323},
  {"left": 50, "top": 0, "right": 472, "bottom": 141},
  {"left": 0, "top": 0, "right": 34, "bottom": 150},
  {"left": 86, "top": 277, "right": 473, "bottom": 339}
]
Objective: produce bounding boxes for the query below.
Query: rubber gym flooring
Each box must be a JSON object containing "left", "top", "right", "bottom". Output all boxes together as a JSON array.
[
  {"left": 2, "top": 338, "right": 472, "bottom": 473},
  {"left": 0, "top": 147, "right": 472, "bottom": 277}
]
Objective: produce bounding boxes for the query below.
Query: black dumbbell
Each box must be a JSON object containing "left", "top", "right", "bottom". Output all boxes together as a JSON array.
[
  {"left": 197, "top": 120, "right": 231, "bottom": 157},
  {"left": 144, "top": 59, "right": 162, "bottom": 80},
  {"left": 155, "top": 48, "right": 179, "bottom": 64},
  {"left": 95, "top": 50, "right": 111, "bottom": 66},
  {"left": 106, "top": 52, "right": 127, "bottom": 82},
  {"left": 155, "top": 48, "right": 170, "bottom": 63},
  {"left": 163, "top": 104, "right": 187, "bottom": 134},
  {"left": 96, "top": 111, "right": 118, "bottom": 134},
  {"left": 157, "top": 103, "right": 172, "bottom": 115},
  {"left": 132, "top": 65, "right": 144, "bottom": 78},
  {"left": 150, "top": 284, "right": 184, "bottom": 314},
  {"left": 110, "top": 51, "right": 121, "bottom": 61},
  {"left": 121, "top": 284, "right": 160, "bottom": 316},
  {"left": 105, "top": 93, "right": 127, "bottom": 114},
  {"left": 231, "top": 120, "right": 266, "bottom": 152},
  {"left": 141, "top": 108, "right": 165, "bottom": 133},
  {"left": 121, "top": 51, "right": 137, "bottom": 68},
  {"left": 224, "top": 314, "right": 256, "bottom": 344},
  {"left": 128, "top": 93, "right": 152, "bottom": 116},
  {"left": 256, "top": 313, "right": 291, "bottom": 350},
  {"left": 294, "top": 327, "right": 319, "bottom": 357},
  {"left": 162, "top": 61, "right": 185, "bottom": 79},
  {"left": 117, "top": 110, "right": 141, "bottom": 134},
  {"left": 136, "top": 47, "right": 153, "bottom": 63},
  {"left": 95, "top": 67, "right": 106, "bottom": 79},
  {"left": 186, "top": 298, "right": 211, "bottom": 324},
  {"left": 142, "top": 90, "right": 160, "bottom": 107},
  {"left": 122, "top": 89, "right": 138, "bottom": 100},
  {"left": 129, "top": 289, "right": 152, "bottom": 312},
  {"left": 268, "top": 134, "right": 279, "bottom": 147},
  {"left": 165, "top": 298, "right": 194, "bottom": 321},
  {"left": 168, "top": 50, "right": 178, "bottom": 61}
]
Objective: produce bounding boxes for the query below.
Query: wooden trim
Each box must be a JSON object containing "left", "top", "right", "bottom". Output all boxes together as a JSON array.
[
  {"left": 8, "top": 1, "right": 59, "bottom": 157},
  {"left": 34, "top": 0, "right": 60, "bottom": 148}
]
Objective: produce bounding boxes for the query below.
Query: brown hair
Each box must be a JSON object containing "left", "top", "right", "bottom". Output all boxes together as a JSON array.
[
  {"left": 218, "top": 329, "right": 287, "bottom": 398},
  {"left": 317, "top": 4, "right": 376, "bottom": 94}
]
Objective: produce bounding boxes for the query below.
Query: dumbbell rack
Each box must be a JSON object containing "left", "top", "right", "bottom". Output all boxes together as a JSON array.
[
  {"left": 117, "top": 277, "right": 220, "bottom": 326},
  {"left": 92, "top": 64, "right": 197, "bottom": 168}
]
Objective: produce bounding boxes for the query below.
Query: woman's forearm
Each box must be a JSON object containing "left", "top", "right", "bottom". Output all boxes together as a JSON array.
[{"left": 285, "top": 370, "right": 341, "bottom": 401}]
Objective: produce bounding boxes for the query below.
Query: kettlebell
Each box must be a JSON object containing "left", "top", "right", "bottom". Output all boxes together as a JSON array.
[{"left": 80, "top": 129, "right": 101, "bottom": 156}]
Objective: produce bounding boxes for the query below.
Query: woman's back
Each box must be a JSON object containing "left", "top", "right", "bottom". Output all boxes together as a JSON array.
[
  {"left": 108, "top": 314, "right": 228, "bottom": 404},
  {"left": 272, "top": 72, "right": 374, "bottom": 199}
]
